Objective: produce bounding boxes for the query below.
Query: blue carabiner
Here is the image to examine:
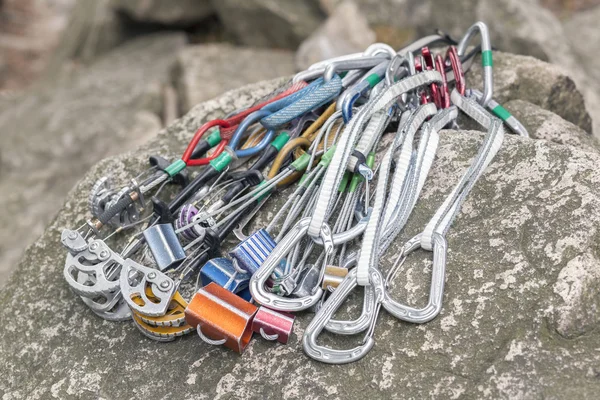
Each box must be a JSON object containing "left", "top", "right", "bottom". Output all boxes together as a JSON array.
[
  {"left": 230, "top": 75, "right": 343, "bottom": 158},
  {"left": 229, "top": 110, "right": 275, "bottom": 158}
]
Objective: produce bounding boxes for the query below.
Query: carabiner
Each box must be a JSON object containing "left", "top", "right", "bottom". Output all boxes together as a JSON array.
[
  {"left": 323, "top": 255, "right": 378, "bottom": 335},
  {"left": 302, "top": 267, "right": 385, "bottom": 364},
  {"left": 249, "top": 218, "right": 323, "bottom": 312},
  {"left": 323, "top": 56, "right": 390, "bottom": 82},
  {"left": 183, "top": 119, "right": 231, "bottom": 166},
  {"left": 249, "top": 214, "right": 369, "bottom": 312},
  {"left": 381, "top": 234, "right": 447, "bottom": 323},
  {"left": 340, "top": 60, "right": 390, "bottom": 122},
  {"left": 456, "top": 21, "right": 493, "bottom": 106},
  {"left": 227, "top": 110, "right": 275, "bottom": 158},
  {"left": 295, "top": 56, "right": 389, "bottom": 83},
  {"left": 446, "top": 46, "right": 465, "bottom": 95},
  {"left": 183, "top": 82, "right": 309, "bottom": 167}
]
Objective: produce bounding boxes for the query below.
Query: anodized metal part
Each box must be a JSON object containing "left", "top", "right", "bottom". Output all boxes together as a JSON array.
[
  {"left": 199, "top": 258, "right": 250, "bottom": 293},
  {"left": 133, "top": 291, "right": 189, "bottom": 327},
  {"left": 321, "top": 265, "right": 349, "bottom": 290},
  {"left": 185, "top": 282, "right": 258, "bottom": 353},
  {"left": 143, "top": 223, "right": 186, "bottom": 271},
  {"left": 251, "top": 306, "right": 295, "bottom": 344},
  {"left": 132, "top": 312, "right": 194, "bottom": 342},
  {"left": 229, "top": 229, "right": 277, "bottom": 275},
  {"left": 175, "top": 204, "right": 201, "bottom": 241}
]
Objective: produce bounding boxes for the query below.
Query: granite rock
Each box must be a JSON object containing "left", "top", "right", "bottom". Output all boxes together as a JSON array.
[
  {"left": 468, "top": 51, "right": 592, "bottom": 134},
  {"left": 0, "top": 0, "right": 77, "bottom": 90},
  {"left": 2, "top": 70, "right": 600, "bottom": 398},
  {"left": 44, "top": 0, "right": 130, "bottom": 72},
  {"left": 563, "top": 5, "right": 600, "bottom": 136},
  {"left": 563, "top": 5, "right": 600, "bottom": 85},
  {"left": 172, "top": 43, "right": 296, "bottom": 114},
  {"left": 211, "top": 0, "right": 326, "bottom": 49},
  {"left": 504, "top": 99, "right": 598, "bottom": 152}
]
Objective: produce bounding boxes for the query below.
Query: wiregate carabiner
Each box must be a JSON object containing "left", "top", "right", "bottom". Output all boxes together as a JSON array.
[
  {"left": 381, "top": 234, "right": 447, "bottom": 323},
  {"left": 305, "top": 43, "right": 395, "bottom": 73},
  {"left": 294, "top": 55, "right": 390, "bottom": 83},
  {"left": 302, "top": 267, "right": 385, "bottom": 364}
]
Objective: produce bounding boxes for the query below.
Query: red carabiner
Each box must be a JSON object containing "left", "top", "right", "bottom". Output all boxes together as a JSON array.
[
  {"left": 182, "top": 81, "right": 308, "bottom": 166},
  {"left": 446, "top": 46, "right": 465, "bottom": 96},
  {"left": 186, "top": 137, "right": 229, "bottom": 167},
  {"left": 434, "top": 54, "right": 450, "bottom": 109},
  {"left": 421, "top": 47, "right": 442, "bottom": 108},
  {"left": 182, "top": 119, "right": 231, "bottom": 165}
]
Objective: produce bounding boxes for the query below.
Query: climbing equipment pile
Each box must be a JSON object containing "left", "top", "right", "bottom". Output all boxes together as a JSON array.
[{"left": 60, "top": 22, "right": 529, "bottom": 363}]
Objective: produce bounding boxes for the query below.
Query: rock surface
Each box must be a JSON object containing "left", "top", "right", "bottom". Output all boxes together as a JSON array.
[
  {"left": 295, "top": 1, "right": 376, "bottom": 70},
  {"left": 563, "top": 5, "right": 600, "bottom": 85},
  {"left": 468, "top": 51, "right": 592, "bottom": 134},
  {"left": 111, "top": 0, "right": 214, "bottom": 26},
  {"left": 2, "top": 60, "right": 600, "bottom": 397},
  {"left": 505, "top": 99, "right": 598, "bottom": 152},
  {"left": 211, "top": 0, "right": 326, "bottom": 49},
  {"left": 0, "top": 33, "right": 185, "bottom": 287},
  {"left": 172, "top": 43, "right": 296, "bottom": 114},
  {"left": 563, "top": 5, "right": 600, "bottom": 136}
]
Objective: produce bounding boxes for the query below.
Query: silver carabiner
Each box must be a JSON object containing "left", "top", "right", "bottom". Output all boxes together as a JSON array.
[
  {"left": 381, "top": 233, "right": 447, "bottom": 323},
  {"left": 302, "top": 267, "right": 385, "bottom": 364},
  {"left": 309, "top": 208, "right": 370, "bottom": 247},
  {"left": 323, "top": 254, "right": 378, "bottom": 335},
  {"left": 249, "top": 218, "right": 323, "bottom": 312},
  {"left": 294, "top": 55, "right": 390, "bottom": 83},
  {"left": 456, "top": 21, "right": 493, "bottom": 107},
  {"left": 250, "top": 213, "right": 370, "bottom": 312},
  {"left": 305, "top": 43, "right": 395, "bottom": 72},
  {"left": 468, "top": 89, "right": 529, "bottom": 137}
]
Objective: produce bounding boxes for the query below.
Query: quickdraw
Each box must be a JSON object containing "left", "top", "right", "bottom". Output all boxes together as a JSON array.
[{"left": 59, "top": 22, "right": 530, "bottom": 362}]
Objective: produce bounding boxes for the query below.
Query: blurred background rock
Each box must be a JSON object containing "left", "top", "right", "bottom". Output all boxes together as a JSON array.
[{"left": 0, "top": 0, "right": 598, "bottom": 285}]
